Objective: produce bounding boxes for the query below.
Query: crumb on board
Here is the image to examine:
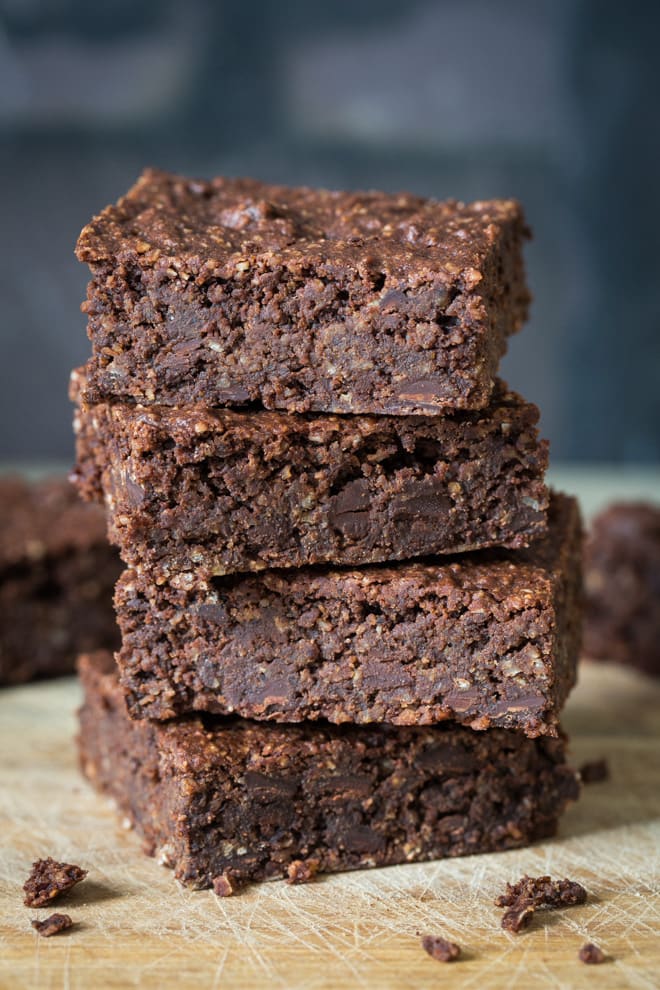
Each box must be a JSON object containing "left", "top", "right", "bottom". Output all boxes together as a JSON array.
[
  {"left": 579, "top": 758, "right": 610, "bottom": 784},
  {"left": 421, "top": 935, "right": 461, "bottom": 962},
  {"left": 23, "top": 858, "right": 88, "bottom": 907},
  {"left": 579, "top": 942, "right": 606, "bottom": 964},
  {"left": 495, "top": 875, "right": 587, "bottom": 933},
  {"left": 286, "top": 859, "right": 320, "bottom": 885},
  {"left": 212, "top": 873, "right": 236, "bottom": 897},
  {"left": 31, "top": 913, "right": 74, "bottom": 937}
]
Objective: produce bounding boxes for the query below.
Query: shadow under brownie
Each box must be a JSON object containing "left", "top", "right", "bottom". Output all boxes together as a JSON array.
[
  {"left": 78, "top": 651, "right": 580, "bottom": 890},
  {"left": 72, "top": 373, "right": 548, "bottom": 577},
  {"left": 114, "top": 493, "right": 581, "bottom": 737}
]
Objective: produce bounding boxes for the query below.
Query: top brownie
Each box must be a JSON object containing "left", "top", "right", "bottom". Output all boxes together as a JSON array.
[{"left": 77, "top": 169, "right": 530, "bottom": 414}]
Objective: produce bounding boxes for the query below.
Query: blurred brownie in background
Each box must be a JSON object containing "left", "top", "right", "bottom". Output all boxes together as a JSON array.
[
  {"left": 583, "top": 502, "right": 660, "bottom": 677},
  {"left": 0, "top": 476, "right": 120, "bottom": 685}
]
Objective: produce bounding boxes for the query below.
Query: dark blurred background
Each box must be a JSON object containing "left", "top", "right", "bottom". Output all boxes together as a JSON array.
[{"left": 1, "top": 0, "right": 659, "bottom": 463}]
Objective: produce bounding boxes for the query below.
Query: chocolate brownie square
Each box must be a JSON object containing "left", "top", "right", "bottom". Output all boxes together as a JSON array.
[
  {"left": 77, "top": 651, "right": 580, "bottom": 890},
  {"left": 76, "top": 169, "right": 530, "bottom": 415},
  {"left": 0, "top": 476, "right": 120, "bottom": 685}
]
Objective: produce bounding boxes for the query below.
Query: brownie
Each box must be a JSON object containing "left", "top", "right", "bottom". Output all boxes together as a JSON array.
[
  {"left": 0, "top": 477, "right": 121, "bottom": 685},
  {"left": 31, "top": 914, "right": 74, "bottom": 937},
  {"left": 77, "top": 651, "right": 580, "bottom": 890},
  {"left": 495, "top": 875, "right": 587, "bottom": 933},
  {"left": 72, "top": 371, "right": 548, "bottom": 577},
  {"left": 583, "top": 502, "right": 660, "bottom": 676},
  {"left": 114, "top": 493, "right": 581, "bottom": 736},
  {"left": 76, "top": 169, "right": 530, "bottom": 415}
]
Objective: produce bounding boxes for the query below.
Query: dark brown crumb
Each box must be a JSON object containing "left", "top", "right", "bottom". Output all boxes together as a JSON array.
[
  {"left": 421, "top": 935, "right": 461, "bottom": 962},
  {"left": 579, "top": 758, "right": 610, "bottom": 784},
  {"left": 579, "top": 942, "right": 606, "bottom": 964},
  {"left": 212, "top": 873, "right": 236, "bottom": 897},
  {"left": 501, "top": 902, "right": 536, "bottom": 933},
  {"left": 286, "top": 859, "right": 320, "bottom": 885},
  {"left": 23, "top": 858, "right": 88, "bottom": 907},
  {"left": 496, "top": 875, "right": 587, "bottom": 933},
  {"left": 30, "top": 913, "right": 74, "bottom": 937}
]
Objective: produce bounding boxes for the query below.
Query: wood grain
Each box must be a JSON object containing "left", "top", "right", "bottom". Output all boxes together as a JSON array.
[{"left": 1, "top": 661, "right": 659, "bottom": 989}]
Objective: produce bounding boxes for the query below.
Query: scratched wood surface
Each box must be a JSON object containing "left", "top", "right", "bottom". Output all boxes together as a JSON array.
[{"left": 1, "top": 660, "right": 659, "bottom": 990}]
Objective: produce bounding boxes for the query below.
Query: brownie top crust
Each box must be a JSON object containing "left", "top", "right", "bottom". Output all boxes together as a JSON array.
[{"left": 77, "top": 168, "right": 529, "bottom": 289}]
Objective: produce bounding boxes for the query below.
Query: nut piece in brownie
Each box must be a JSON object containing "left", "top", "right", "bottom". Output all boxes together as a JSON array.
[
  {"left": 77, "top": 651, "right": 580, "bottom": 890},
  {"left": 76, "top": 168, "right": 530, "bottom": 415},
  {"left": 72, "top": 371, "right": 548, "bottom": 576},
  {"left": 584, "top": 502, "right": 660, "bottom": 676},
  {"left": 23, "top": 857, "right": 87, "bottom": 906},
  {"left": 114, "top": 493, "right": 581, "bottom": 737},
  {"left": 0, "top": 477, "right": 121, "bottom": 685}
]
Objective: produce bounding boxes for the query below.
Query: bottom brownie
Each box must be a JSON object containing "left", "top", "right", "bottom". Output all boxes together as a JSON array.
[
  {"left": 78, "top": 652, "right": 580, "bottom": 889},
  {"left": 0, "top": 476, "right": 121, "bottom": 685}
]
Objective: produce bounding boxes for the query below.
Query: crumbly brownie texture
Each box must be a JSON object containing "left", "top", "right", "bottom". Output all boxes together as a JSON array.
[
  {"left": 77, "top": 651, "right": 580, "bottom": 890},
  {"left": 31, "top": 913, "right": 74, "bottom": 937},
  {"left": 421, "top": 936, "right": 461, "bottom": 962},
  {"left": 76, "top": 169, "right": 530, "bottom": 415},
  {"left": 495, "top": 875, "right": 587, "bottom": 933},
  {"left": 0, "top": 477, "right": 121, "bottom": 685},
  {"left": 23, "top": 858, "right": 87, "bottom": 907},
  {"left": 114, "top": 493, "right": 581, "bottom": 736},
  {"left": 583, "top": 502, "right": 660, "bottom": 676},
  {"left": 73, "top": 373, "right": 548, "bottom": 576}
]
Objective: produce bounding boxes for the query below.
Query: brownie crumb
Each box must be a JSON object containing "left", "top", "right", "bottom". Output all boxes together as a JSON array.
[
  {"left": 23, "top": 858, "right": 88, "bottom": 907},
  {"left": 286, "top": 859, "right": 320, "bottom": 885},
  {"left": 31, "top": 913, "right": 74, "bottom": 937},
  {"left": 501, "top": 902, "right": 536, "bottom": 933},
  {"left": 579, "top": 942, "right": 606, "bottom": 964},
  {"left": 579, "top": 758, "right": 610, "bottom": 784},
  {"left": 496, "top": 875, "right": 587, "bottom": 933},
  {"left": 212, "top": 873, "right": 236, "bottom": 897},
  {"left": 421, "top": 935, "right": 461, "bottom": 962}
]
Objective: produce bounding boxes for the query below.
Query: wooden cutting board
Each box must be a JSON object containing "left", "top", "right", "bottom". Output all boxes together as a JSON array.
[{"left": 1, "top": 661, "right": 659, "bottom": 990}]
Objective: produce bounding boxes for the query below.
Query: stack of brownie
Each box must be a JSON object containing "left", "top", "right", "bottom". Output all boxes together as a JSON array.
[{"left": 71, "top": 169, "right": 582, "bottom": 892}]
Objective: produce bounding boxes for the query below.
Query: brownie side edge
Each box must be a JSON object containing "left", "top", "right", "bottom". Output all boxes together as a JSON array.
[{"left": 72, "top": 376, "right": 549, "bottom": 575}]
